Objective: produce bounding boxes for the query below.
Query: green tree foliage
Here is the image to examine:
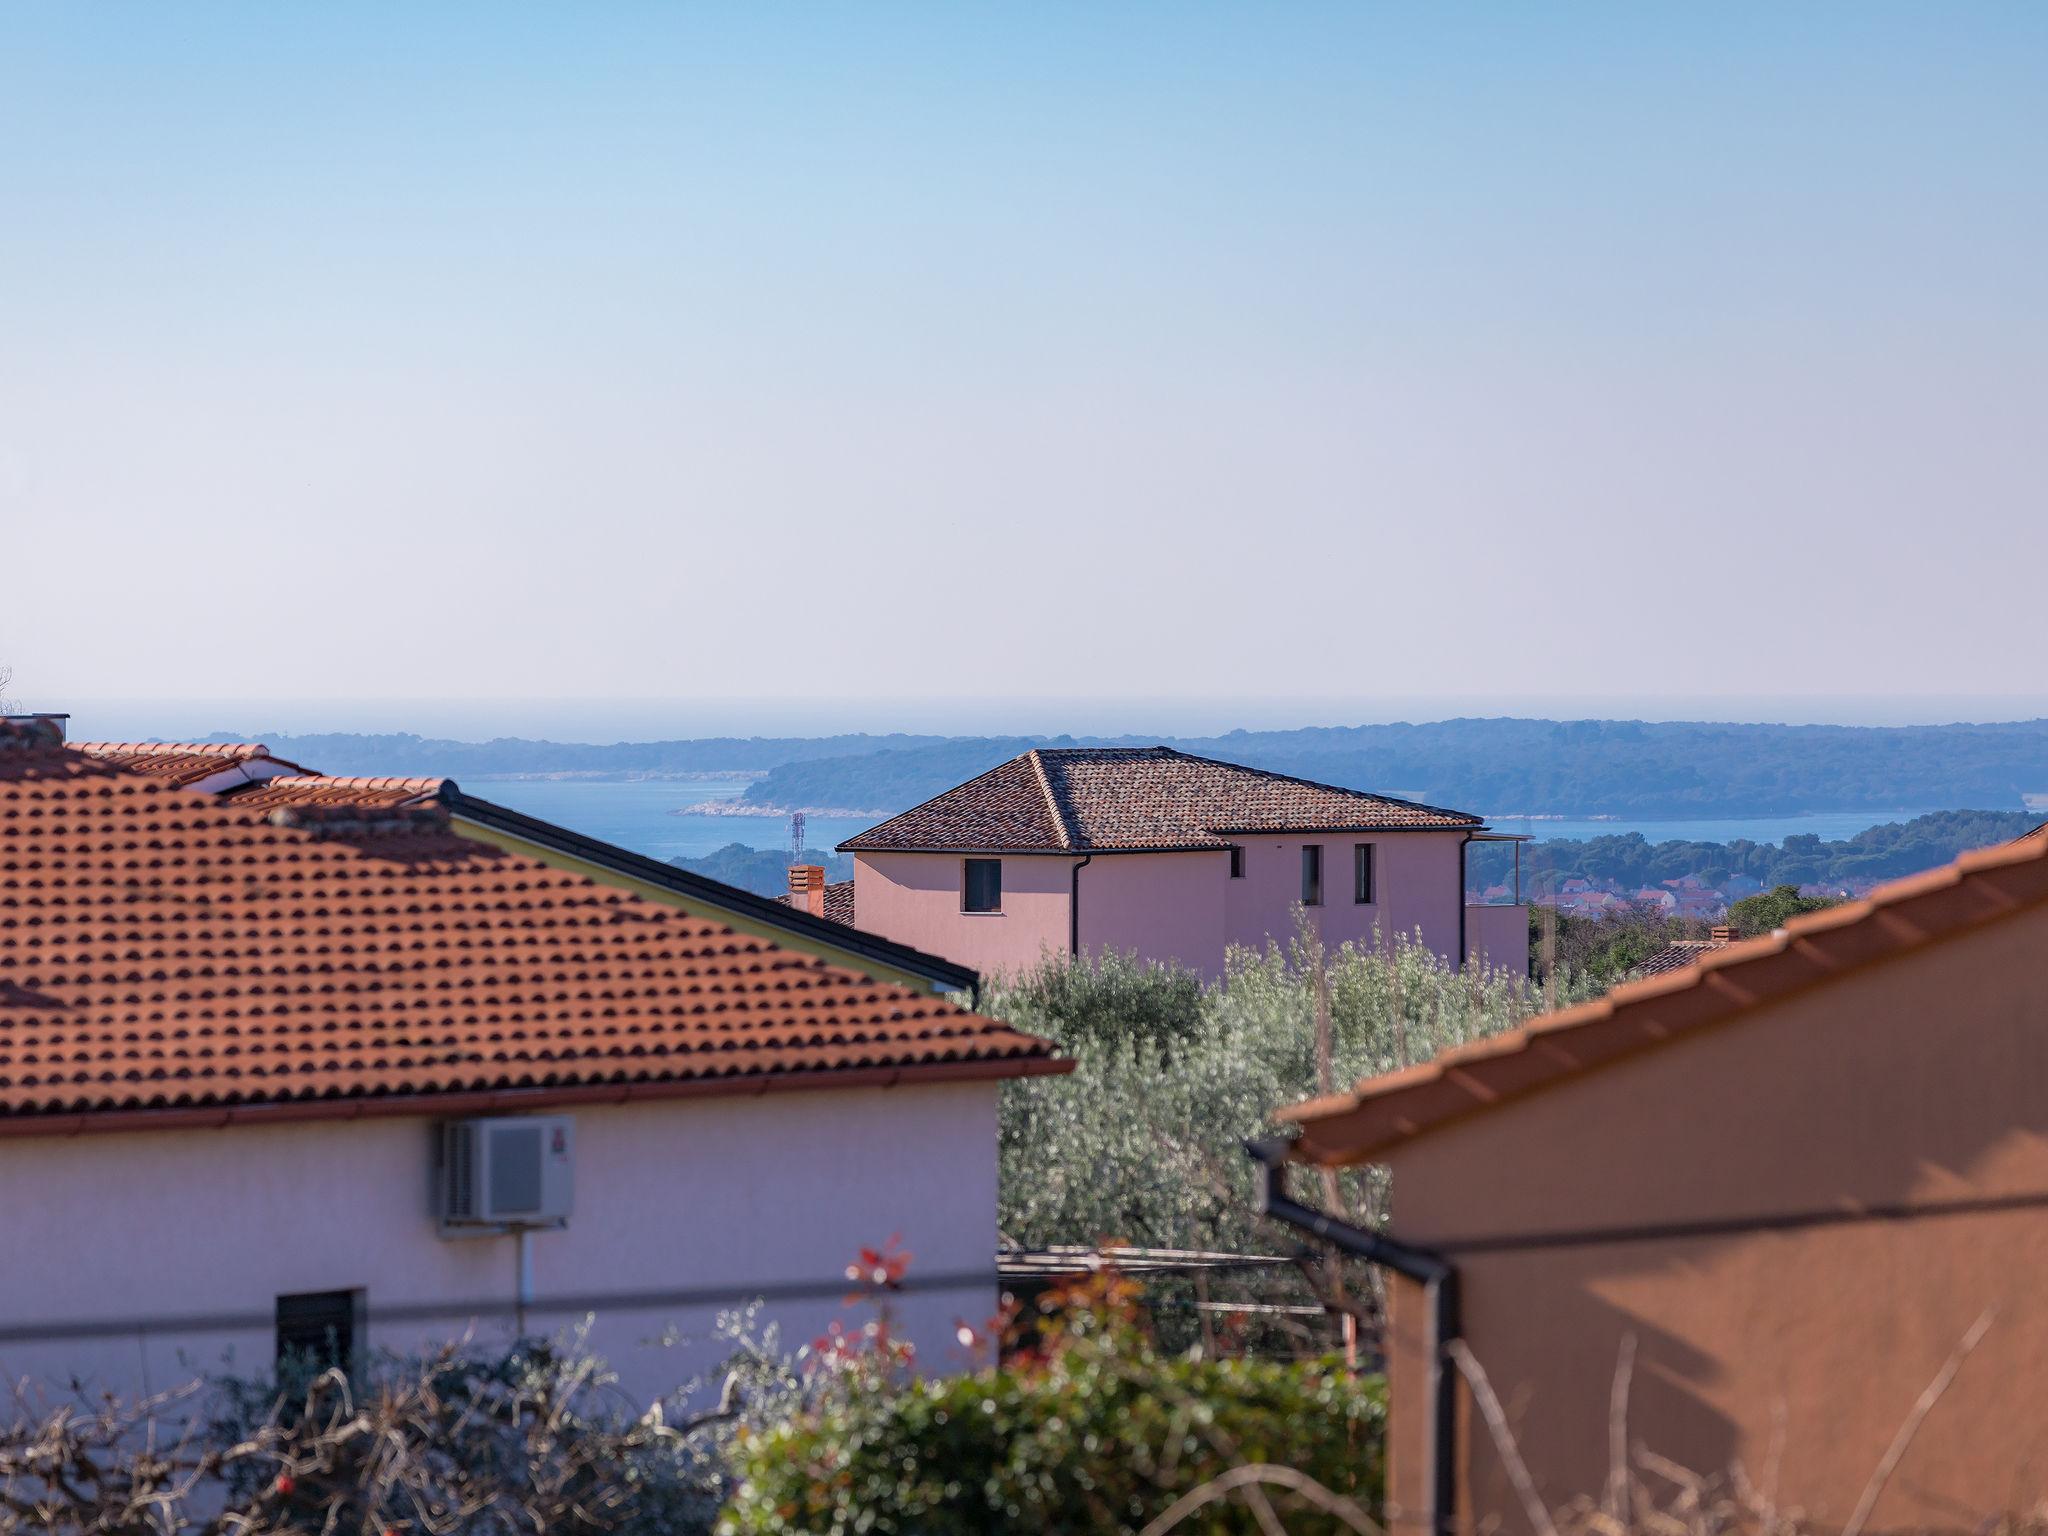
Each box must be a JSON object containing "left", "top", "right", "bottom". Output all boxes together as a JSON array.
[
  {"left": 1725, "top": 883, "right": 1837, "bottom": 937},
  {"left": 989, "top": 938, "right": 1565, "bottom": 1260},
  {"left": 1532, "top": 906, "right": 1718, "bottom": 987},
  {"left": 719, "top": 1276, "right": 1386, "bottom": 1536},
  {"left": 669, "top": 842, "right": 853, "bottom": 896},
  {"left": 1469, "top": 809, "right": 2039, "bottom": 896}
]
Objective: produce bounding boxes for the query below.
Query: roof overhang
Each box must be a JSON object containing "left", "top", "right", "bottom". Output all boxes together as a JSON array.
[{"left": 0, "top": 1054, "right": 1073, "bottom": 1143}]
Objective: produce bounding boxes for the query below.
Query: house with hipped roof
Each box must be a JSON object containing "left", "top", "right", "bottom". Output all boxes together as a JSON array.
[
  {"left": 830, "top": 746, "right": 1527, "bottom": 980},
  {"left": 0, "top": 716, "right": 1061, "bottom": 1405}
]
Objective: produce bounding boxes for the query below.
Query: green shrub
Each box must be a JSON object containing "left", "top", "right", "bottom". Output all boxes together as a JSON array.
[
  {"left": 992, "top": 931, "right": 1560, "bottom": 1261},
  {"left": 719, "top": 1278, "right": 1385, "bottom": 1536}
]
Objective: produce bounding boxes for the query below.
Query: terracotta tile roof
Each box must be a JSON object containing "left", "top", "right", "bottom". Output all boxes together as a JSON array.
[
  {"left": 776, "top": 880, "right": 857, "bottom": 927},
  {"left": 71, "top": 741, "right": 309, "bottom": 789},
  {"left": 220, "top": 776, "right": 452, "bottom": 811},
  {"left": 1629, "top": 937, "right": 1731, "bottom": 978},
  {"left": 841, "top": 747, "right": 1481, "bottom": 853},
  {"left": 1283, "top": 829, "right": 2048, "bottom": 1165},
  {"left": 0, "top": 727, "right": 1060, "bottom": 1132}
]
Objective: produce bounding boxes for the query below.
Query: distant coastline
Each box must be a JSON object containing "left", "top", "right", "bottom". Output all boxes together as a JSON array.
[{"left": 675, "top": 800, "right": 888, "bottom": 820}]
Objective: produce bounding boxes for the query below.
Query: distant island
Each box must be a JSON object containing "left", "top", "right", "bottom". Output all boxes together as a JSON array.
[{"left": 212, "top": 717, "right": 2048, "bottom": 821}]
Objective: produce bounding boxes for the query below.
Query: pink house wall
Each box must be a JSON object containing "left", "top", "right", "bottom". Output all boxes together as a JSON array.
[
  {"left": 0, "top": 1083, "right": 1000, "bottom": 1410},
  {"left": 1074, "top": 851, "right": 1230, "bottom": 972},
  {"left": 853, "top": 833, "right": 1508, "bottom": 981},
  {"left": 854, "top": 851, "right": 1075, "bottom": 978}
]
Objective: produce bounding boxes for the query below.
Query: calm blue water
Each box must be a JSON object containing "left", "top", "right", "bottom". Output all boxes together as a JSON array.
[
  {"left": 468, "top": 778, "right": 878, "bottom": 863},
  {"left": 467, "top": 779, "right": 1947, "bottom": 864}
]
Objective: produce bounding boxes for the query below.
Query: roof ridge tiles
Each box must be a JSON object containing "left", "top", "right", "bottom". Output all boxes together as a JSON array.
[
  {"left": 73, "top": 742, "right": 273, "bottom": 759},
  {"left": 1023, "top": 748, "right": 1074, "bottom": 850}
]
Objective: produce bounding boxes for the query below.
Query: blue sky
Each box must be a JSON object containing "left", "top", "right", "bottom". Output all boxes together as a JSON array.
[{"left": 4, "top": 4, "right": 2045, "bottom": 730}]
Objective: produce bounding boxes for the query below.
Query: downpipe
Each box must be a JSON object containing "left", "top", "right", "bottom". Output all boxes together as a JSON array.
[{"left": 1247, "top": 1138, "right": 1462, "bottom": 1536}]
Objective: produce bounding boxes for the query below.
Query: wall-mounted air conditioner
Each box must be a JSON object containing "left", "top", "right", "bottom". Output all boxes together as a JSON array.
[{"left": 439, "top": 1116, "right": 574, "bottom": 1232}]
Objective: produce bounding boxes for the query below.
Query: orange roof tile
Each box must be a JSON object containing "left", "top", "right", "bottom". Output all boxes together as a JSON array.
[
  {"left": 842, "top": 746, "right": 1481, "bottom": 854},
  {"left": 71, "top": 741, "right": 310, "bottom": 788},
  {"left": 0, "top": 725, "right": 1061, "bottom": 1133},
  {"left": 221, "top": 775, "right": 452, "bottom": 811},
  {"left": 1283, "top": 830, "right": 2048, "bottom": 1165},
  {"left": 776, "top": 880, "right": 857, "bottom": 927}
]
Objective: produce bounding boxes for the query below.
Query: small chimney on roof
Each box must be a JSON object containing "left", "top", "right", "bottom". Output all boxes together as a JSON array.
[
  {"left": 1710, "top": 924, "right": 1736, "bottom": 944},
  {"left": 789, "top": 863, "right": 827, "bottom": 918}
]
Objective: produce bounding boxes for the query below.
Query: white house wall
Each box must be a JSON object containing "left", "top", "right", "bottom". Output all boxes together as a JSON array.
[{"left": 0, "top": 1082, "right": 1000, "bottom": 1410}]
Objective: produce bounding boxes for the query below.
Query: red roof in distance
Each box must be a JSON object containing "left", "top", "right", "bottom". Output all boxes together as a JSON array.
[{"left": 841, "top": 746, "right": 1483, "bottom": 854}]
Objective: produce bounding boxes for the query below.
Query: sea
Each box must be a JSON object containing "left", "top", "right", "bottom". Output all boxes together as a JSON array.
[
  {"left": 469, "top": 778, "right": 880, "bottom": 864},
  {"left": 465, "top": 777, "right": 1947, "bottom": 866}
]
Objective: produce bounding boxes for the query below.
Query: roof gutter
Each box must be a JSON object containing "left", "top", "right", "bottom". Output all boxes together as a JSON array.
[
  {"left": 0, "top": 1055, "right": 1074, "bottom": 1144},
  {"left": 1247, "top": 1138, "right": 1461, "bottom": 1536},
  {"left": 444, "top": 791, "right": 978, "bottom": 993},
  {"left": 1069, "top": 853, "right": 1093, "bottom": 960}
]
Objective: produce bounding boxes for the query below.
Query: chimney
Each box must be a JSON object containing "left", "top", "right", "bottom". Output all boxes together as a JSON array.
[
  {"left": 1709, "top": 924, "right": 1735, "bottom": 944},
  {"left": 789, "top": 863, "right": 827, "bottom": 918}
]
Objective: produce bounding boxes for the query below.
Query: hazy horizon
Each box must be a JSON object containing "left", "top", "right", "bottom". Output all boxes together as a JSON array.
[{"left": 35, "top": 692, "right": 2048, "bottom": 745}]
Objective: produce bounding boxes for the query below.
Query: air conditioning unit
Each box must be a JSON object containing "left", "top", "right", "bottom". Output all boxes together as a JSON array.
[{"left": 440, "top": 1116, "right": 574, "bottom": 1231}]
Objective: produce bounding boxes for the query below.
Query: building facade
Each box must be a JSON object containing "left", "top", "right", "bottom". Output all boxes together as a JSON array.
[
  {"left": 1277, "top": 830, "right": 2048, "bottom": 1533},
  {"left": 0, "top": 716, "right": 1061, "bottom": 1407},
  {"left": 838, "top": 746, "right": 1526, "bottom": 980}
]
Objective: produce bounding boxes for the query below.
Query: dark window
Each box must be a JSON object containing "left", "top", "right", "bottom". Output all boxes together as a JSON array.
[
  {"left": 964, "top": 858, "right": 1002, "bottom": 913},
  {"left": 1228, "top": 845, "right": 1245, "bottom": 879},
  {"left": 1301, "top": 845, "right": 1323, "bottom": 906},
  {"left": 1354, "top": 843, "right": 1375, "bottom": 904},
  {"left": 276, "top": 1289, "right": 361, "bottom": 1376}
]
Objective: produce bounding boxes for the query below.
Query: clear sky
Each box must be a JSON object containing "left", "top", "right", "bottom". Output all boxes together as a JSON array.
[{"left": 4, "top": 4, "right": 2045, "bottom": 733}]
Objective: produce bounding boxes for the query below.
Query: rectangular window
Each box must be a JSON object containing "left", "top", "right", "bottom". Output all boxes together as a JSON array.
[
  {"left": 1228, "top": 845, "right": 1245, "bottom": 879},
  {"left": 963, "top": 858, "right": 1002, "bottom": 913},
  {"left": 1301, "top": 845, "right": 1323, "bottom": 906},
  {"left": 1354, "top": 843, "right": 1375, "bottom": 904},
  {"left": 276, "top": 1289, "right": 362, "bottom": 1377}
]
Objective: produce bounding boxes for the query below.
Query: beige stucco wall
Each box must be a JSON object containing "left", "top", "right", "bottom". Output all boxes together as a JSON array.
[
  {"left": 1376, "top": 902, "right": 2048, "bottom": 1531},
  {"left": 0, "top": 1083, "right": 1000, "bottom": 1411}
]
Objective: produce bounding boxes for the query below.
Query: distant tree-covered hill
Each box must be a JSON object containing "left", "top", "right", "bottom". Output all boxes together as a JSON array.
[
  {"left": 668, "top": 843, "right": 854, "bottom": 897},
  {"left": 740, "top": 719, "right": 2048, "bottom": 819},
  {"left": 1467, "top": 809, "right": 2040, "bottom": 895},
  {"left": 191, "top": 718, "right": 2048, "bottom": 821}
]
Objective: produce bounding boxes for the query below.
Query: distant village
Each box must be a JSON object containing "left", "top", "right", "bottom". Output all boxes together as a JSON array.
[{"left": 1496, "top": 868, "right": 1873, "bottom": 921}]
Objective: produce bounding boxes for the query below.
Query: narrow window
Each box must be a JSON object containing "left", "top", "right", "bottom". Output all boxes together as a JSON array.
[
  {"left": 276, "top": 1289, "right": 362, "bottom": 1377},
  {"left": 1228, "top": 845, "right": 1245, "bottom": 879},
  {"left": 963, "top": 858, "right": 1003, "bottom": 913},
  {"left": 1301, "top": 845, "right": 1323, "bottom": 906},
  {"left": 1354, "top": 843, "right": 1375, "bottom": 904}
]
